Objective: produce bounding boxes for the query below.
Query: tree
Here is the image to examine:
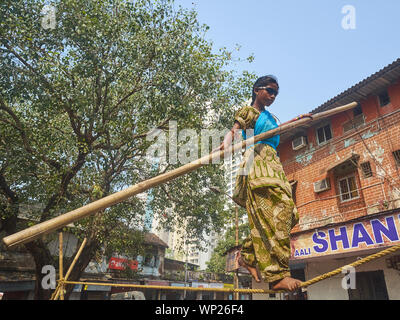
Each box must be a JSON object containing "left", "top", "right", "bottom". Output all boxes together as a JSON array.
[{"left": 0, "top": 0, "right": 255, "bottom": 299}]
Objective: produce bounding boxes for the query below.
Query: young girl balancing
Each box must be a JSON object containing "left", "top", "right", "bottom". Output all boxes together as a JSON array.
[{"left": 218, "top": 75, "right": 311, "bottom": 292}]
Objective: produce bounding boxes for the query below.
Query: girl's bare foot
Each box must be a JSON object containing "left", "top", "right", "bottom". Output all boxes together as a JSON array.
[
  {"left": 271, "top": 277, "right": 302, "bottom": 291},
  {"left": 236, "top": 253, "right": 261, "bottom": 283}
]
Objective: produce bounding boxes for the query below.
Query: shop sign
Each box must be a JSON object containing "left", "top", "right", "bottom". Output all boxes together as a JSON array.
[
  {"left": 146, "top": 280, "right": 169, "bottom": 286},
  {"left": 191, "top": 282, "right": 209, "bottom": 288},
  {"left": 83, "top": 284, "right": 111, "bottom": 292},
  {"left": 170, "top": 283, "right": 189, "bottom": 287},
  {"left": 225, "top": 247, "right": 250, "bottom": 274},
  {"left": 225, "top": 248, "right": 238, "bottom": 272},
  {"left": 291, "top": 212, "right": 400, "bottom": 260},
  {"left": 72, "top": 284, "right": 82, "bottom": 292},
  {"left": 108, "top": 257, "right": 138, "bottom": 271}
]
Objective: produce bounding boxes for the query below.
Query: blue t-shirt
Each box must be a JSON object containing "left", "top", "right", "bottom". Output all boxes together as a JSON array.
[{"left": 242, "top": 109, "right": 280, "bottom": 150}]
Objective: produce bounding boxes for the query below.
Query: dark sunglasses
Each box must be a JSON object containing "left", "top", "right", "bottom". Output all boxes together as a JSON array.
[{"left": 257, "top": 86, "right": 278, "bottom": 96}]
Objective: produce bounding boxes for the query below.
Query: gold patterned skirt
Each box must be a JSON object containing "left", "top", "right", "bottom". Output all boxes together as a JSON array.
[{"left": 233, "top": 144, "right": 299, "bottom": 282}]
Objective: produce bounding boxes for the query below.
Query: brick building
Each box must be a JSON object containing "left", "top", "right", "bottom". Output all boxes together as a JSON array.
[{"left": 278, "top": 58, "right": 400, "bottom": 300}]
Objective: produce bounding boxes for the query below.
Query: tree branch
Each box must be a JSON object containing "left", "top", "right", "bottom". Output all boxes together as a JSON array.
[
  {"left": 0, "top": 97, "right": 62, "bottom": 171},
  {"left": 3, "top": 43, "right": 83, "bottom": 138},
  {"left": 40, "top": 150, "right": 88, "bottom": 222}
]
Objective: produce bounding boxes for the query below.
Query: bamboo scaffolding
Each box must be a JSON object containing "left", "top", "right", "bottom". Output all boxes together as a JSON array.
[
  {"left": 59, "top": 232, "right": 64, "bottom": 300},
  {"left": 52, "top": 237, "right": 87, "bottom": 300},
  {"left": 50, "top": 232, "right": 64, "bottom": 300},
  {"left": 2, "top": 101, "right": 358, "bottom": 248}
]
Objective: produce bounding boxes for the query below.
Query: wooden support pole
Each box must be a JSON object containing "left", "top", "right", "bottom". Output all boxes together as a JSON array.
[
  {"left": 64, "top": 238, "right": 87, "bottom": 282},
  {"left": 59, "top": 232, "right": 64, "bottom": 300},
  {"left": 2, "top": 102, "right": 358, "bottom": 248},
  {"left": 50, "top": 283, "right": 62, "bottom": 300},
  {"left": 234, "top": 205, "right": 239, "bottom": 301},
  {"left": 50, "top": 232, "right": 66, "bottom": 300},
  {"left": 52, "top": 238, "right": 87, "bottom": 300}
]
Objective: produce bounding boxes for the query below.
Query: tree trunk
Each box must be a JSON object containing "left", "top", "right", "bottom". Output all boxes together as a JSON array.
[
  {"left": 24, "top": 240, "right": 55, "bottom": 300},
  {"left": 63, "top": 239, "right": 100, "bottom": 300}
]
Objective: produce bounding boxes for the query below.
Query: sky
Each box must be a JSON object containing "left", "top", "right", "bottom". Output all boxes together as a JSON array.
[{"left": 174, "top": 0, "right": 400, "bottom": 122}]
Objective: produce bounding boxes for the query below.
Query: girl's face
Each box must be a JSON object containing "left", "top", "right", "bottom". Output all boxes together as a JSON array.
[{"left": 254, "top": 82, "right": 278, "bottom": 107}]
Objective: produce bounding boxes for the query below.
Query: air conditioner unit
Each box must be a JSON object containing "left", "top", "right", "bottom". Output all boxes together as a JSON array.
[
  {"left": 292, "top": 136, "right": 307, "bottom": 150},
  {"left": 313, "top": 178, "right": 331, "bottom": 193}
]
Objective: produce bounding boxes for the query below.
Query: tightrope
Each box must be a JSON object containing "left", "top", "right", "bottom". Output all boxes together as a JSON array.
[{"left": 299, "top": 242, "right": 400, "bottom": 289}]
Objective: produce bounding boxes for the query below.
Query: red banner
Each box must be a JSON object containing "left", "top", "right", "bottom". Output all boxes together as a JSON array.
[{"left": 108, "top": 257, "right": 138, "bottom": 271}]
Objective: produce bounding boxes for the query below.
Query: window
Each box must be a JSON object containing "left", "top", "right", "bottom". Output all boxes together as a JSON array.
[
  {"left": 378, "top": 90, "right": 390, "bottom": 107},
  {"left": 144, "top": 255, "right": 152, "bottom": 266},
  {"left": 290, "top": 180, "right": 297, "bottom": 204},
  {"left": 338, "top": 176, "right": 359, "bottom": 202},
  {"left": 393, "top": 150, "right": 400, "bottom": 167},
  {"left": 343, "top": 113, "right": 365, "bottom": 133},
  {"left": 316, "top": 124, "right": 332, "bottom": 144},
  {"left": 353, "top": 104, "right": 363, "bottom": 116},
  {"left": 343, "top": 104, "right": 365, "bottom": 133},
  {"left": 360, "top": 162, "right": 373, "bottom": 178}
]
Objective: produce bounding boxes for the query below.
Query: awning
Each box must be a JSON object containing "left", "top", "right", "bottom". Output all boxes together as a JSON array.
[
  {"left": 145, "top": 280, "right": 170, "bottom": 286},
  {"left": 0, "top": 280, "right": 35, "bottom": 292},
  {"left": 83, "top": 283, "right": 111, "bottom": 292},
  {"left": 191, "top": 282, "right": 209, "bottom": 288},
  {"left": 170, "top": 283, "right": 189, "bottom": 287},
  {"left": 325, "top": 154, "right": 360, "bottom": 174}
]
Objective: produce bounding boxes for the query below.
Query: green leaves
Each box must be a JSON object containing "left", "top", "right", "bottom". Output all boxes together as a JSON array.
[{"left": 1, "top": 0, "right": 254, "bottom": 262}]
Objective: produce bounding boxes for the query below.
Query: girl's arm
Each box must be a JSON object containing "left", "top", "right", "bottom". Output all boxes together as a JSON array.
[
  {"left": 280, "top": 113, "right": 313, "bottom": 126},
  {"left": 213, "top": 121, "right": 241, "bottom": 152}
]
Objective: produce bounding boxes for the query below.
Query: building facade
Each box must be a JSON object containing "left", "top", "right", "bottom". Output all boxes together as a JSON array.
[{"left": 277, "top": 58, "right": 400, "bottom": 299}]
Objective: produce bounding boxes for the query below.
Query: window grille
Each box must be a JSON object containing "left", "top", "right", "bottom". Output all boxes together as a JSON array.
[
  {"left": 393, "top": 150, "right": 400, "bottom": 167},
  {"left": 316, "top": 124, "right": 332, "bottom": 144},
  {"left": 338, "top": 176, "right": 359, "bottom": 202},
  {"left": 360, "top": 162, "right": 373, "bottom": 178}
]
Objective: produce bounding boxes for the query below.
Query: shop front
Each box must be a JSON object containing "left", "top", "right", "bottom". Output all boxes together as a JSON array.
[
  {"left": 166, "top": 282, "right": 189, "bottom": 300},
  {"left": 290, "top": 210, "right": 400, "bottom": 300},
  {"left": 80, "top": 283, "right": 111, "bottom": 300},
  {"left": 144, "top": 280, "right": 169, "bottom": 300},
  {"left": 191, "top": 281, "right": 210, "bottom": 300},
  {"left": 0, "top": 280, "right": 35, "bottom": 300}
]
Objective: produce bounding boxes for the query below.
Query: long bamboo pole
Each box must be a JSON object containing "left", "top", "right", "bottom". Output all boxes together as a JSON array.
[{"left": 2, "top": 101, "right": 358, "bottom": 248}]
